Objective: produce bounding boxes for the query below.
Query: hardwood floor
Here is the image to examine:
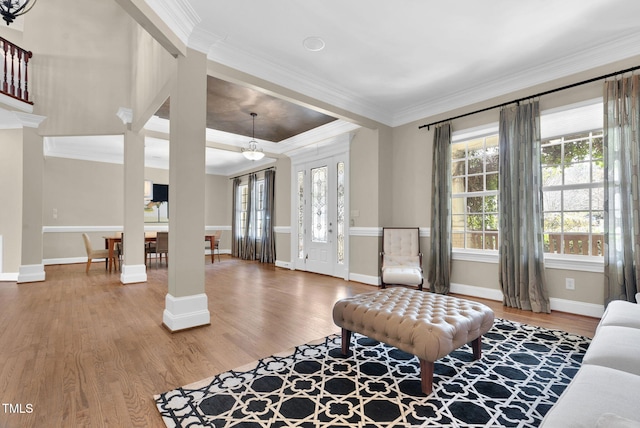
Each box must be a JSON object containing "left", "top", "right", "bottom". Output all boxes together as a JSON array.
[{"left": 0, "top": 257, "right": 599, "bottom": 427}]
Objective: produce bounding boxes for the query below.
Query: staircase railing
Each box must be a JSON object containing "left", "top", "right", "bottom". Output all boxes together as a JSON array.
[{"left": 1, "top": 36, "right": 33, "bottom": 105}]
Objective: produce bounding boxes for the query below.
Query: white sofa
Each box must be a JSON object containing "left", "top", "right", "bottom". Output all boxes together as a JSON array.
[{"left": 540, "top": 295, "right": 640, "bottom": 427}]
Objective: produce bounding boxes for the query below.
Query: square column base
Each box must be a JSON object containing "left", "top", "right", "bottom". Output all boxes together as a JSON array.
[
  {"left": 120, "top": 264, "right": 147, "bottom": 284},
  {"left": 163, "top": 293, "right": 210, "bottom": 332},
  {"left": 17, "top": 264, "right": 45, "bottom": 283}
]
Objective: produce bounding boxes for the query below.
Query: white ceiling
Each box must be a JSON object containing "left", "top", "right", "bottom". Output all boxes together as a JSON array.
[
  {"left": 153, "top": 0, "right": 640, "bottom": 126},
  {"left": 8, "top": 1, "right": 640, "bottom": 175}
]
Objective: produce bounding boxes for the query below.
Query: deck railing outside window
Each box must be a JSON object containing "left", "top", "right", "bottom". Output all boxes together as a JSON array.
[{"left": 1, "top": 36, "right": 33, "bottom": 104}]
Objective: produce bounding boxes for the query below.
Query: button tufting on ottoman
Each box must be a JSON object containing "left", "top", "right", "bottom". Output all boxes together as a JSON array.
[{"left": 332, "top": 287, "right": 495, "bottom": 394}]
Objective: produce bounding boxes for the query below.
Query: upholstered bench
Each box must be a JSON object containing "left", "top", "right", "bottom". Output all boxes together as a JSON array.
[{"left": 332, "top": 287, "right": 495, "bottom": 394}]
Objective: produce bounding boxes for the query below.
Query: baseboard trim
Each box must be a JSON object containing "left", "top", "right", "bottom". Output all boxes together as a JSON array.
[
  {"left": 0, "top": 272, "right": 18, "bottom": 282},
  {"left": 450, "top": 282, "right": 504, "bottom": 302},
  {"left": 44, "top": 257, "right": 88, "bottom": 266},
  {"left": 450, "top": 282, "right": 604, "bottom": 318},
  {"left": 17, "top": 264, "right": 46, "bottom": 283},
  {"left": 120, "top": 264, "right": 147, "bottom": 284},
  {"left": 275, "top": 260, "right": 292, "bottom": 269},
  {"left": 163, "top": 293, "right": 210, "bottom": 332},
  {"left": 549, "top": 297, "right": 604, "bottom": 318},
  {"left": 348, "top": 272, "right": 380, "bottom": 286}
]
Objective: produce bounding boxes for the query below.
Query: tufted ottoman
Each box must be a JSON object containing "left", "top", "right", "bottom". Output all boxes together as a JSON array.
[{"left": 332, "top": 287, "right": 495, "bottom": 394}]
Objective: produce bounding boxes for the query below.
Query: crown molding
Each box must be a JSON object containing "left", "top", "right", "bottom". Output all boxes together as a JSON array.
[
  {"left": 14, "top": 112, "right": 46, "bottom": 128},
  {"left": 146, "top": 0, "right": 200, "bottom": 46},
  {"left": 188, "top": 26, "right": 226, "bottom": 55},
  {"left": 116, "top": 107, "right": 133, "bottom": 125},
  {"left": 392, "top": 32, "right": 640, "bottom": 127},
  {"left": 0, "top": 93, "right": 33, "bottom": 113},
  {"left": 206, "top": 39, "right": 393, "bottom": 125}
]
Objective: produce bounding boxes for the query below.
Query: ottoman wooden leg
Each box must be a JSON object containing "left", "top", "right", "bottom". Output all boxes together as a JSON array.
[
  {"left": 471, "top": 336, "right": 482, "bottom": 360},
  {"left": 341, "top": 328, "right": 352, "bottom": 355},
  {"left": 419, "top": 359, "right": 434, "bottom": 395}
]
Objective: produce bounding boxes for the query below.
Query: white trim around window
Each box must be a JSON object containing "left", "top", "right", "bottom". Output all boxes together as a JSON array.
[{"left": 452, "top": 249, "right": 603, "bottom": 273}]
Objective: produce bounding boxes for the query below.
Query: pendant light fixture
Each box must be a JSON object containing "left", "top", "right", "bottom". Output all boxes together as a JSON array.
[
  {"left": 1, "top": 0, "right": 37, "bottom": 25},
  {"left": 242, "top": 112, "right": 265, "bottom": 161}
]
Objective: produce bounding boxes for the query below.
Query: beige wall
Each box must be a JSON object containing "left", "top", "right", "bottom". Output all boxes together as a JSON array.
[
  {"left": 389, "top": 56, "right": 640, "bottom": 308},
  {"left": 23, "top": 0, "right": 133, "bottom": 136},
  {"left": 349, "top": 127, "right": 382, "bottom": 277},
  {"left": 0, "top": 129, "right": 23, "bottom": 273},
  {"left": 40, "top": 156, "right": 233, "bottom": 260},
  {"left": 274, "top": 157, "right": 292, "bottom": 263},
  {"left": 131, "top": 25, "right": 176, "bottom": 129}
]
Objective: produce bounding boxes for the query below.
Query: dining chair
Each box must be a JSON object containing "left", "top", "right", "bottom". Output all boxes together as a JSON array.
[
  {"left": 147, "top": 231, "right": 168, "bottom": 267},
  {"left": 82, "top": 233, "right": 110, "bottom": 273},
  {"left": 213, "top": 230, "right": 222, "bottom": 262},
  {"left": 115, "top": 233, "right": 123, "bottom": 271}
]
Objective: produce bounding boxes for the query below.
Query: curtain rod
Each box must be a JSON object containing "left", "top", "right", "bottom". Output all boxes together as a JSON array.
[
  {"left": 229, "top": 166, "right": 276, "bottom": 180},
  {"left": 418, "top": 64, "right": 640, "bottom": 130}
]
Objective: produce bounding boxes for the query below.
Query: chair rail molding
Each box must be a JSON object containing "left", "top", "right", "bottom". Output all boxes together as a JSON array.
[{"left": 349, "top": 227, "right": 431, "bottom": 237}]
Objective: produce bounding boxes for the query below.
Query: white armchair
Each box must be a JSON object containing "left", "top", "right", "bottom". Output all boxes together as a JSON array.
[{"left": 380, "top": 227, "right": 424, "bottom": 290}]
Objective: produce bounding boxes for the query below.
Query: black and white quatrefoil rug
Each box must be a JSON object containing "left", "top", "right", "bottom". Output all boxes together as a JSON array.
[{"left": 154, "top": 319, "right": 590, "bottom": 427}]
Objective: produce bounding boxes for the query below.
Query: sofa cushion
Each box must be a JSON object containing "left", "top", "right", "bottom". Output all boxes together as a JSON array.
[
  {"left": 582, "top": 326, "right": 640, "bottom": 375},
  {"left": 540, "top": 365, "right": 640, "bottom": 427},
  {"left": 596, "top": 413, "right": 640, "bottom": 428},
  {"left": 599, "top": 300, "right": 640, "bottom": 329},
  {"left": 381, "top": 266, "right": 423, "bottom": 286}
]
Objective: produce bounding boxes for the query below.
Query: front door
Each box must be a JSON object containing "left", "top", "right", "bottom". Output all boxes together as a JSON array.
[{"left": 294, "top": 154, "right": 348, "bottom": 278}]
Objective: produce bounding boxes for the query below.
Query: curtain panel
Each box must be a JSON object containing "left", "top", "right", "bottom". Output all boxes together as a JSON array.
[
  {"left": 260, "top": 169, "right": 276, "bottom": 263},
  {"left": 498, "top": 101, "right": 551, "bottom": 313},
  {"left": 231, "top": 178, "right": 241, "bottom": 257},
  {"left": 240, "top": 173, "right": 257, "bottom": 260},
  {"left": 604, "top": 75, "right": 640, "bottom": 304},
  {"left": 428, "top": 123, "right": 452, "bottom": 294}
]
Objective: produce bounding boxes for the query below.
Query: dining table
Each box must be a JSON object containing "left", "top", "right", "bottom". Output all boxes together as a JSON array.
[{"left": 103, "top": 232, "right": 219, "bottom": 271}]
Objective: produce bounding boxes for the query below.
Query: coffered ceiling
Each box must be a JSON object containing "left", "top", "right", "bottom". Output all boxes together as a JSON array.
[{"left": 154, "top": 76, "right": 337, "bottom": 142}]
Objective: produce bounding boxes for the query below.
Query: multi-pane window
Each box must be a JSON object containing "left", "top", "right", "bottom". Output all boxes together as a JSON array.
[
  {"left": 297, "top": 171, "right": 305, "bottom": 259},
  {"left": 541, "top": 131, "right": 604, "bottom": 256},
  {"left": 337, "top": 162, "right": 345, "bottom": 264},
  {"left": 255, "top": 181, "right": 265, "bottom": 239},
  {"left": 238, "top": 184, "right": 249, "bottom": 233},
  {"left": 237, "top": 180, "right": 265, "bottom": 239},
  {"left": 451, "top": 134, "right": 500, "bottom": 250}
]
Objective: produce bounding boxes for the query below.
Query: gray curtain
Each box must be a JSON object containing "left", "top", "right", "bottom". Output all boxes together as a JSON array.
[
  {"left": 240, "top": 173, "right": 257, "bottom": 260},
  {"left": 231, "top": 177, "right": 241, "bottom": 257},
  {"left": 428, "top": 123, "right": 452, "bottom": 294},
  {"left": 498, "top": 101, "right": 551, "bottom": 313},
  {"left": 604, "top": 75, "right": 640, "bottom": 304},
  {"left": 260, "top": 169, "right": 276, "bottom": 263}
]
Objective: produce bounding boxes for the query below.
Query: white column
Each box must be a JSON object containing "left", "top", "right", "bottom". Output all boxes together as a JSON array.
[
  {"left": 162, "top": 48, "right": 209, "bottom": 331},
  {"left": 119, "top": 108, "right": 148, "bottom": 284},
  {"left": 17, "top": 113, "right": 47, "bottom": 283}
]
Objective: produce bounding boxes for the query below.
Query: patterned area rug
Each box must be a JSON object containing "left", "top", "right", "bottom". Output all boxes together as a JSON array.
[{"left": 154, "top": 319, "right": 590, "bottom": 427}]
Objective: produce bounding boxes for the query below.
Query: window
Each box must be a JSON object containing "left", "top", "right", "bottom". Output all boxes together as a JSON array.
[
  {"left": 255, "top": 181, "right": 265, "bottom": 239},
  {"left": 541, "top": 131, "right": 604, "bottom": 256},
  {"left": 238, "top": 184, "right": 249, "bottom": 234},
  {"left": 236, "top": 180, "right": 265, "bottom": 239},
  {"left": 451, "top": 134, "right": 499, "bottom": 250},
  {"left": 450, "top": 100, "right": 604, "bottom": 260}
]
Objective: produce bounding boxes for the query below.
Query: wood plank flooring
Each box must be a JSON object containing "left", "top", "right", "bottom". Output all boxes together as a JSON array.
[{"left": 0, "top": 257, "right": 599, "bottom": 427}]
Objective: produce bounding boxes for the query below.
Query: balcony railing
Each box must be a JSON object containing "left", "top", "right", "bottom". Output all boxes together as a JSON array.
[{"left": 1, "top": 36, "right": 33, "bottom": 105}]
